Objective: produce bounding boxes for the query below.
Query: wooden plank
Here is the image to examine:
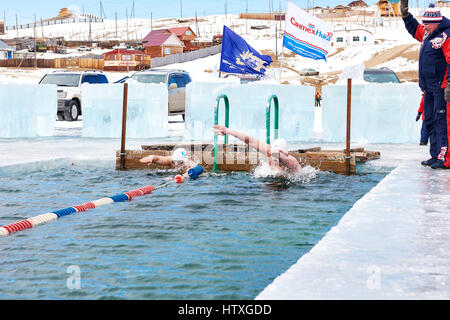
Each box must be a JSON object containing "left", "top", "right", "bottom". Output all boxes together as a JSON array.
[{"left": 116, "top": 149, "right": 356, "bottom": 175}]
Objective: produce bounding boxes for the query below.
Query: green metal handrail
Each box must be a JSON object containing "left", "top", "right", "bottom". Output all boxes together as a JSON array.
[
  {"left": 213, "top": 94, "right": 230, "bottom": 172},
  {"left": 266, "top": 94, "right": 279, "bottom": 145}
]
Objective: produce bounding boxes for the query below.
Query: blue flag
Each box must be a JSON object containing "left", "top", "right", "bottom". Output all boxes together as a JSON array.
[{"left": 220, "top": 26, "right": 273, "bottom": 75}]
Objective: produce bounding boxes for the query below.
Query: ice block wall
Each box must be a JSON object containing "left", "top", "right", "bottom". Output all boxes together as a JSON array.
[
  {"left": 185, "top": 81, "right": 315, "bottom": 142},
  {"left": 82, "top": 83, "right": 168, "bottom": 138},
  {"left": 322, "top": 83, "right": 422, "bottom": 143},
  {"left": 0, "top": 84, "right": 56, "bottom": 138}
]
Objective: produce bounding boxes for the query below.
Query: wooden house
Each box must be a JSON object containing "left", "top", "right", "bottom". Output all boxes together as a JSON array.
[
  {"left": 436, "top": 1, "right": 450, "bottom": 7},
  {"left": 168, "top": 27, "right": 198, "bottom": 51},
  {"left": 0, "top": 21, "right": 4, "bottom": 35},
  {"left": 103, "top": 49, "right": 150, "bottom": 71},
  {"left": 377, "top": 0, "right": 401, "bottom": 16},
  {"left": 347, "top": 0, "right": 369, "bottom": 7},
  {"left": 142, "top": 29, "right": 185, "bottom": 58},
  {"left": 334, "top": 5, "right": 351, "bottom": 14},
  {"left": 0, "top": 40, "right": 14, "bottom": 59}
]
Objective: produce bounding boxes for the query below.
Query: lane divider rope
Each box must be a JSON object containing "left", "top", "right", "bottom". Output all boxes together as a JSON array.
[
  {"left": 0, "top": 165, "right": 204, "bottom": 237},
  {"left": 0, "top": 184, "right": 157, "bottom": 237}
]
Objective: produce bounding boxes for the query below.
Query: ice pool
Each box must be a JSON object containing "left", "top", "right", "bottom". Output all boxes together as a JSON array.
[{"left": 0, "top": 162, "right": 390, "bottom": 299}]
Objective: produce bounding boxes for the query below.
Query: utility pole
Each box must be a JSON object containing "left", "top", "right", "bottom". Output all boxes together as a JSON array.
[
  {"left": 275, "top": 22, "right": 277, "bottom": 58},
  {"left": 40, "top": 17, "right": 44, "bottom": 38},
  {"left": 180, "top": 0, "right": 183, "bottom": 18},
  {"left": 33, "top": 14, "right": 37, "bottom": 68},
  {"left": 246, "top": 0, "right": 248, "bottom": 34},
  {"left": 89, "top": 16, "right": 92, "bottom": 42},
  {"left": 225, "top": 0, "right": 227, "bottom": 18},
  {"left": 151, "top": 12, "right": 153, "bottom": 31},
  {"left": 195, "top": 12, "right": 200, "bottom": 36},
  {"left": 126, "top": 8, "right": 129, "bottom": 42},
  {"left": 115, "top": 12, "right": 118, "bottom": 38},
  {"left": 100, "top": 1, "right": 107, "bottom": 19},
  {"left": 15, "top": 14, "right": 18, "bottom": 38}
]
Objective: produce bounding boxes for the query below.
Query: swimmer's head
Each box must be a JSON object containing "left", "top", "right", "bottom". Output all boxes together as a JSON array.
[
  {"left": 172, "top": 148, "right": 188, "bottom": 166},
  {"left": 269, "top": 139, "right": 288, "bottom": 167}
]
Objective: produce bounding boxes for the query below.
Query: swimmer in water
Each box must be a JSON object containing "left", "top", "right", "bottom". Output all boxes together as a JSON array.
[
  {"left": 212, "top": 125, "right": 302, "bottom": 174},
  {"left": 140, "top": 148, "right": 196, "bottom": 171}
]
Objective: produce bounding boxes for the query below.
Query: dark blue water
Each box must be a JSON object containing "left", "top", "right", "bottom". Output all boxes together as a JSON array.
[{"left": 0, "top": 163, "right": 390, "bottom": 299}]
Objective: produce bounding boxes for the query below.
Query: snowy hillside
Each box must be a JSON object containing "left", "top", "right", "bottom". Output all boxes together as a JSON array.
[{"left": 2, "top": 5, "right": 446, "bottom": 84}]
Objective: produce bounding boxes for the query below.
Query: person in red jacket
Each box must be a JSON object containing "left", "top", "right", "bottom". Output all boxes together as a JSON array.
[
  {"left": 416, "top": 93, "right": 429, "bottom": 145},
  {"left": 315, "top": 91, "right": 322, "bottom": 107}
]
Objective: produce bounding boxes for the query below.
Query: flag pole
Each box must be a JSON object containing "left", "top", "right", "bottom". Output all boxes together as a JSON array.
[{"left": 279, "top": 0, "right": 288, "bottom": 83}]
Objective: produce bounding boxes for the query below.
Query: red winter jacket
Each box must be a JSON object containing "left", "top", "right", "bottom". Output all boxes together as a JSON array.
[{"left": 418, "top": 93, "right": 425, "bottom": 120}]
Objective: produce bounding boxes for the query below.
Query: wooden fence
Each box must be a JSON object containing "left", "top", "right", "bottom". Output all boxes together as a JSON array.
[
  {"left": 150, "top": 44, "right": 221, "bottom": 68},
  {"left": 0, "top": 45, "right": 220, "bottom": 70},
  {"left": 0, "top": 58, "right": 104, "bottom": 69}
]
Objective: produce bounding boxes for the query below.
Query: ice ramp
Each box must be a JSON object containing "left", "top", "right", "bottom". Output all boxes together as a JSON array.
[{"left": 257, "top": 162, "right": 450, "bottom": 299}]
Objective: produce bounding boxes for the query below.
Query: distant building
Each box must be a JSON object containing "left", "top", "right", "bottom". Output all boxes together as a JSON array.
[
  {"left": 347, "top": 0, "right": 369, "bottom": 7},
  {"left": 103, "top": 49, "right": 150, "bottom": 71},
  {"left": 0, "top": 40, "right": 15, "bottom": 59},
  {"left": 307, "top": 6, "right": 332, "bottom": 15},
  {"left": 168, "top": 27, "right": 198, "bottom": 51},
  {"left": 142, "top": 29, "right": 185, "bottom": 58},
  {"left": 333, "top": 29, "right": 374, "bottom": 47},
  {"left": 239, "top": 12, "right": 286, "bottom": 20},
  {"left": 436, "top": 1, "right": 450, "bottom": 7},
  {"left": 377, "top": 0, "right": 401, "bottom": 16},
  {"left": 334, "top": 5, "right": 351, "bottom": 14},
  {"left": 0, "top": 21, "right": 4, "bottom": 35}
]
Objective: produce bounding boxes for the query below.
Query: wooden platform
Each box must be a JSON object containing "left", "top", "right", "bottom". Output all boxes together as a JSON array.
[{"left": 116, "top": 143, "right": 380, "bottom": 175}]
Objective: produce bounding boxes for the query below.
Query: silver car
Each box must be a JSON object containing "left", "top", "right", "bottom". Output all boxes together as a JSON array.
[{"left": 129, "top": 69, "right": 192, "bottom": 119}]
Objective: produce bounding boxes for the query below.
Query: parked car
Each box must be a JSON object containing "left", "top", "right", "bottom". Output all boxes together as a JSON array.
[
  {"left": 39, "top": 70, "right": 109, "bottom": 121},
  {"left": 77, "top": 46, "right": 91, "bottom": 52},
  {"left": 363, "top": 67, "right": 400, "bottom": 83},
  {"left": 224, "top": 74, "right": 262, "bottom": 84},
  {"left": 128, "top": 69, "right": 192, "bottom": 119},
  {"left": 299, "top": 68, "right": 319, "bottom": 76}
]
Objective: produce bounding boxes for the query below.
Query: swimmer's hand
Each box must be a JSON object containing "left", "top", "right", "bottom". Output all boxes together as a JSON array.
[
  {"left": 212, "top": 125, "right": 228, "bottom": 136},
  {"left": 140, "top": 155, "right": 155, "bottom": 165}
]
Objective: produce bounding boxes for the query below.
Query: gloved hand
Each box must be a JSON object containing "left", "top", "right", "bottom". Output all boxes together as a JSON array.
[
  {"left": 416, "top": 112, "right": 422, "bottom": 122},
  {"left": 445, "top": 83, "right": 450, "bottom": 102},
  {"left": 400, "top": 0, "right": 410, "bottom": 18}
]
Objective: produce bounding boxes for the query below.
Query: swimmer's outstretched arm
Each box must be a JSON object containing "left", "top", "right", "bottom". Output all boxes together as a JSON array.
[
  {"left": 213, "top": 125, "right": 271, "bottom": 157},
  {"left": 140, "top": 155, "right": 173, "bottom": 167},
  {"left": 213, "top": 125, "right": 301, "bottom": 171}
]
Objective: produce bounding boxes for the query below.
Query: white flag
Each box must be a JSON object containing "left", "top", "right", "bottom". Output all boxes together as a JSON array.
[{"left": 283, "top": 1, "right": 333, "bottom": 61}]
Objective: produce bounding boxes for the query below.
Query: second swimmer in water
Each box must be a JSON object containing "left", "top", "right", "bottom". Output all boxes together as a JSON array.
[{"left": 140, "top": 147, "right": 196, "bottom": 171}]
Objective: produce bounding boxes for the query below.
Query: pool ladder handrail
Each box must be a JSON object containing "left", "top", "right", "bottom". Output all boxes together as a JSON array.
[
  {"left": 266, "top": 94, "right": 279, "bottom": 145},
  {"left": 213, "top": 94, "right": 230, "bottom": 172}
]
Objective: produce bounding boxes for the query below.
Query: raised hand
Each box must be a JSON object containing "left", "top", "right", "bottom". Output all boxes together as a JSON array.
[{"left": 400, "top": 0, "right": 410, "bottom": 18}]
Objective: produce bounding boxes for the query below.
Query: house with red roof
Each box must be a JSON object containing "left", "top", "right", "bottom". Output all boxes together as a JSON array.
[
  {"left": 142, "top": 29, "right": 185, "bottom": 58},
  {"left": 168, "top": 26, "right": 198, "bottom": 51},
  {"left": 103, "top": 49, "right": 150, "bottom": 71}
]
